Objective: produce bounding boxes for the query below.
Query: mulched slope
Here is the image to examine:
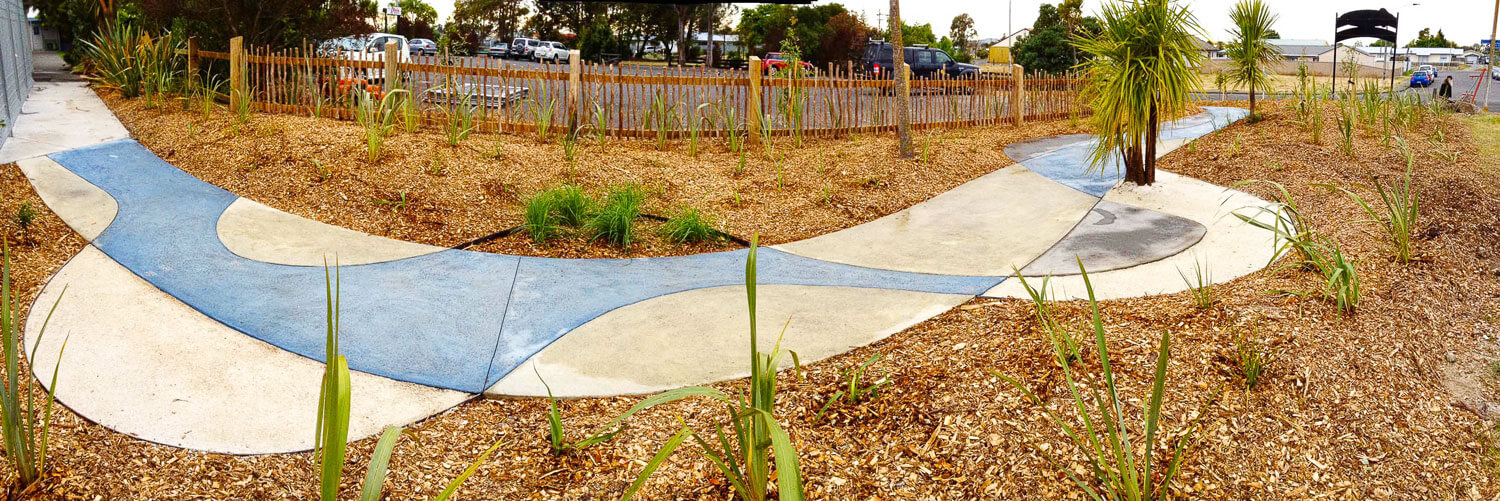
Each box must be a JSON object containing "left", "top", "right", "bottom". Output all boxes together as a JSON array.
[
  {"left": 103, "top": 93, "right": 1090, "bottom": 259},
  {"left": 5, "top": 100, "right": 1500, "bottom": 499}
]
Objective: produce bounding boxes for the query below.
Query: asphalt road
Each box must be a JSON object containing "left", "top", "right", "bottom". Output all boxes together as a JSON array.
[{"left": 1197, "top": 68, "right": 1500, "bottom": 112}]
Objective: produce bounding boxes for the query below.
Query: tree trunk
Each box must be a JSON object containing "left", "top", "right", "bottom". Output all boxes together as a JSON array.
[
  {"left": 1144, "top": 96, "right": 1159, "bottom": 185},
  {"left": 706, "top": 4, "right": 716, "bottom": 68},
  {"left": 890, "top": 0, "right": 913, "bottom": 158},
  {"left": 676, "top": 4, "right": 688, "bottom": 67},
  {"left": 1249, "top": 78, "right": 1257, "bottom": 119}
]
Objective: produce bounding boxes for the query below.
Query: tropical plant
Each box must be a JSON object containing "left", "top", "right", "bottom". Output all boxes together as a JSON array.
[
  {"left": 619, "top": 236, "right": 805, "bottom": 500},
  {"left": 660, "top": 207, "right": 723, "bottom": 244},
  {"left": 995, "top": 264, "right": 1216, "bottom": 500},
  {"left": 814, "top": 353, "right": 890, "bottom": 421},
  {"left": 313, "top": 266, "right": 407, "bottom": 501},
  {"left": 1224, "top": 0, "right": 1281, "bottom": 119},
  {"left": 0, "top": 244, "right": 68, "bottom": 489},
  {"left": 83, "top": 22, "right": 183, "bottom": 101},
  {"left": 1077, "top": 0, "right": 1206, "bottom": 186}
]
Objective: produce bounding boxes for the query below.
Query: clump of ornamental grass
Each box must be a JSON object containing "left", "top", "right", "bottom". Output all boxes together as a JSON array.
[
  {"left": 586, "top": 184, "right": 645, "bottom": 247},
  {"left": 1234, "top": 180, "right": 1361, "bottom": 313},
  {"left": 660, "top": 207, "right": 723, "bottom": 244},
  {"left": 1178, "top": 255, "right": 1214, "bottom": 309},
  {"left": 995, "top": 262, "right": 1218, "bottom": 501},
  {"left": 522, "top": 192, "right": 561, "bottom": 243}
]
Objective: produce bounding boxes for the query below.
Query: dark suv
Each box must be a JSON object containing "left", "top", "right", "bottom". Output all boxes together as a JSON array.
[{"left": 860, "top": 41, "right": 980, "bottom": 79}]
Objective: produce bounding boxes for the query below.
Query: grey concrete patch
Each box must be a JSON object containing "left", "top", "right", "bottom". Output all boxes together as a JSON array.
[
  {"left": 485, "top": 285, "right": 970, "bottom": 398},
  {"left": 773, "top": 165, "right": 1099, "bottom": 276},
  {"left": 1022, "top": 200, "right": 1206, "bottom": 276},
  {"left": 983, "top": 170, "right": 1279, "bottom": 300},
  {"left": 0, "top": 82, "right": 130, "bottom": 164},
  {"left": 25, "top": 246, "right": 473, "bottom": 454},
  {"left": 16, "top": 156, "right": 116, "bottom": 241},
  {"left": 217, "top": 198, "right": 445, "bottom": 266}
]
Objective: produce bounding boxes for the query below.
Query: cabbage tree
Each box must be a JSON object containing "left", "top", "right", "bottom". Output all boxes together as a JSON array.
[
  {"left": 1076, "top": 0, "right": 1205, "bottom": 186},
  {"left": 1226, "top": 0, "right": 1281, "bottom": 119}
]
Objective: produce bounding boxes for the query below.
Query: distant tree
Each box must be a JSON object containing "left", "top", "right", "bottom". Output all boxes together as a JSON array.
[
  {"left": 1371, "top": 39, "right": 1394, "bottom": 47},
  {"left": 901, "top": 22, "right": 937, "bottom": 46},
  {"left": 451, "top": 0, "right": 528, "bottom": 45},
  {"left": 950, "top": 13, "right": 975, "bottom": 60},
  {"left": 578, "top": 19, "right": 626, "bottom": 62},
  {"left": 1265, "top": 28, "right": 1281, "bottom": 39},
  {"left": 1225, "top": 0, "right": 1280, "bottom": 119},
  {"left": 817, "top": 12, "right": 871, "bottom": 66},
  {"left": 1013, "top": 2, "right": 1100, "bottom": 73},
  {"left": 93, "top": 0, "right": 375, "bottom": 51},
  {"left": 396, "top": 0, "right": 438, "bottom": 25},
  {"left": 1407, "top": 28, "right": 1459, "bottom": 48}
]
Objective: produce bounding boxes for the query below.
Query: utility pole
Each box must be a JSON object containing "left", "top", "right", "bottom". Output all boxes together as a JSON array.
[
  {"left": 890, "top": 0, "right": 913, "bottom": 158},
  {"left": 1486, "top": 0, "right": 1498, "bottom": 111}
]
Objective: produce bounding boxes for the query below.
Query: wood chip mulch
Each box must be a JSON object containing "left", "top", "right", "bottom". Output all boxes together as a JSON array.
[{"left": 2, "top": 98, "right": 1499, "bottom": 499}]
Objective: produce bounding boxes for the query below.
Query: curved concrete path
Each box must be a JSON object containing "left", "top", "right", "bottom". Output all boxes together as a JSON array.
[{"left": 18, "top": 102, "right": 1261, "bottom": 453}]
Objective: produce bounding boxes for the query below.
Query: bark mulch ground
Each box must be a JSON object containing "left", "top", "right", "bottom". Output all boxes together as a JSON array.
[
  {"left": 2, "top": 99, "right": 1498, "bottom": 499},
  {"left": 103, "top": 92, "right": 1091, "bottom": 258}
]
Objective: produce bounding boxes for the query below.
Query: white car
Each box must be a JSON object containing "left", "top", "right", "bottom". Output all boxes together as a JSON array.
[
  {"left": 532, "top": 41, "right": 570, "bottom": 63},
  {"left": 1418, "top": 64, "right": 1438, "bottom": 79},
  {"left": 337, "top": 33, "right": 411, "bottom": 83}
]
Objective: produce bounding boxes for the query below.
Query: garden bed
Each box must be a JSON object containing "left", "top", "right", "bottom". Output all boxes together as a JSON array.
[
  {"left": 102, "top": 90, "right": 1091, "bottom": 258},
  {"left": 7, "top": 99, "right": 1500, "bottom": 498}
]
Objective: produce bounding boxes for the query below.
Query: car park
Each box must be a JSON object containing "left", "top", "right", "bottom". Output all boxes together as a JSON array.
[
  {"left": 859, "top": 40, "right": 980, "bottom": 80},
  {"left": 533, "top": 41, "right": 569, "bottom": 62},
  {"left": 408, "top": 38, "right": 437, "bottom": 56},
  {"left": 509, "top": 38, "right": 542, "bottom": 59},
  {"left": 333, "top": 33, "right": 410, "bottom": 83}
]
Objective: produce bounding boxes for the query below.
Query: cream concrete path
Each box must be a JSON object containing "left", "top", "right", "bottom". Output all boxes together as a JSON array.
[
  {"left": 217, "top": 198, "right": 445, "bottom": 266},
  {"left": 16, "top": 156, "right": 117, "bottom": 242},
  {"left": 0, "top": 82, "right": 130, "bottom": 164}
]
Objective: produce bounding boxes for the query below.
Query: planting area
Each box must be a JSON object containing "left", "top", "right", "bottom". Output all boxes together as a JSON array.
[
  {"left": 103, "top": 94, "right": 1089, "bottom": 258},
  {"left": 4, "top": 93, "right": 1500, "bottom": 498}
]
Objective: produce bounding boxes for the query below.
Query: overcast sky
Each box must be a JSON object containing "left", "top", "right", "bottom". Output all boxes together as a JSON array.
[{"left": 422, "top": 0, "right": 1499, "bottom": 46}]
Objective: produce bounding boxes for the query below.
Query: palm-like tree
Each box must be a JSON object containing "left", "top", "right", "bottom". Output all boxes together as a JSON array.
[
  {"left": 1075, "top": 0, "right": 1205, "bottom": 186},
  {"left": 1225, "top": 0, "right": 1281, "bottom": 119}
]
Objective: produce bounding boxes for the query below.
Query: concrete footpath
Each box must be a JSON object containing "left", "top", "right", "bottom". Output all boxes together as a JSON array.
[{"left": 11, "top": 75, "right": 1271, "bottom": 454}]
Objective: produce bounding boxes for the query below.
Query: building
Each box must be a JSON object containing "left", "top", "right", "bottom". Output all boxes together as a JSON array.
[
  {"left": 1191, "top": 36, "right": 1217, "bottom": 61},
  {"left": 1269, "top": 39, "right": 1333, "bottom": 61},
  {"left": 1359, "top": 46, "right": 1465, "bottom": 70},
  {"left": 28, "top": 17, "right": 61, "bottom": 52}
]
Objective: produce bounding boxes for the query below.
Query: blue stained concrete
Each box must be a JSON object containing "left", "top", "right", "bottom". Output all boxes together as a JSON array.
[
  {"left": 49, "top": 140, "right": 1000, "bottom": 392},
  {"left": 1016, "top": 107, "right": 1250, "bottom": 197}
]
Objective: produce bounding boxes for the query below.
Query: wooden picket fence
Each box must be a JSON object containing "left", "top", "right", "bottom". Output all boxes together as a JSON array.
[{"left": 191, "top": 36, "right": 1089, "bottom": 140}]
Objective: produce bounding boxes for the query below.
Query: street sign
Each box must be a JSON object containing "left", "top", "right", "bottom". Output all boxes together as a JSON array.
[{"left": 385, "top": 5, "right": 402, "bottom": 16}]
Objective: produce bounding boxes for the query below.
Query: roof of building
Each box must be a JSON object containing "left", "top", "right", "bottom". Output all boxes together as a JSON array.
[
  {"left": 1360, "top": 46, "right": 1464, "bottom": 56},
  {"left": 1269, "top": 39, "right": 1331, "bottom": 48}
]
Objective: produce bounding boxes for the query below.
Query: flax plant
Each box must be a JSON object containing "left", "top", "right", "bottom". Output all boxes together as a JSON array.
[
  {"left": 440, "top": 92, "right": 478, "bottom": 146},
  {"left": 357, "top": 88, "right": 408, "bottom": 163},
  {"left": 996, "top": 263, "right": 1216, "bottom": 501},
  {"left": 618, "top": 236, "right": 805, "bottom": 501},
  {"left": 0, "top": 245, "right": 67, "bottom": 489},
  {"left": 645, "top": 91, "right": 679, "bottom": 151},
  {"left": 1334, "top": 138, "right": 1420, "bottom": 262}
]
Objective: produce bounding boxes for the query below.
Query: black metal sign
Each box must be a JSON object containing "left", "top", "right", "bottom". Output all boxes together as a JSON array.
[{"left": 1332, "top": 8, "right": 1400, "bottom": 91}]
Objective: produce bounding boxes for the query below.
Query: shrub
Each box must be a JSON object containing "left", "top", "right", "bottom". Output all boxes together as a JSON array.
[
  {"left": 522, "top": 193, "right": 561, "bottom": 243},
  {"left": 586, "top": 185, "right": 645, "bottom": 247},
  {"left": 996, "top": 263, "right": 1217, "bottom": 501},
  {"left": 83, "top": 22, "right": 183, "bottom": 100},
  {"left": 0, "top": 245, "right": 68, "bottom": 489},
  {"left": 660, "top": 207, "right": 723, "bottom": 244}
]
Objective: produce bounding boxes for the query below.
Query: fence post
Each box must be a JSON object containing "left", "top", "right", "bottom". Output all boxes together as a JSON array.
[
  {"left": 748, "top": 56, "right": 762, "bottom": 146},
  {"left": 568, "top": 49, "right": 581, "bottom": 132},
  {"left": 186, "top": 37, "right": 199, "bottom": 89},
  {"left": 384, "top": 42, "right": 399, "bottom": 92},
  {"left": 1011, "top": 64, "right": 1025, "bottom": 125},
  {"left": 229, "top": 36, "right": 245, "bottom": 112}
]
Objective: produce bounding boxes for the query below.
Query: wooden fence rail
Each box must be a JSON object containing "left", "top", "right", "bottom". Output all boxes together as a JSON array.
[{"left": 191, "top": 36, "right": 1090, "bottom": 140}]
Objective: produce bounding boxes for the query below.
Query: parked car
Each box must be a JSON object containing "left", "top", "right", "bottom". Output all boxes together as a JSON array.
[
  {"left": 476, "top": 41, "right": 509, "bottom": 58},
  {"left": 533, "top": 41, "right": 569, "bottom": 62},
  {"left": 762, "top": 52, "right": 814, "bottom": 75},
  {"left": 859, "top": 41, "right": 980, "bottom": 80},
  {"left": 335, "top": 33, "right": 410, "bottom": 83},
  {"left": 510, "top": 38, "right": 542, "bottom": 59},
  {"left": 1491, "top": 67, "right": 1499, "bottom": 81},
  {"left": 408, "top": 38, "right": 437, "bottom": 56},
  {"left": 1418, "top": 64, "right": 1438, "bottom": 79},
  {"left": 1410, "top": 69, "right": 1435, "bottom": 87}
]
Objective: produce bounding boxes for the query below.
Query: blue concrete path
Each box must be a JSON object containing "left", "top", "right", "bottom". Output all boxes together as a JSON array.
[{"left": 43, "top": 106, "right": 1247, "bottom": 394}]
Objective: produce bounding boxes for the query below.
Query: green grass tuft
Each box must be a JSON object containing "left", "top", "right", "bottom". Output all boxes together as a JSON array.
[
  {"left": 522, "top": 192, "right": 561, "bottom": 243},
  {"left": 586, "top": 185, "right": 645, "bottom": 247},
  {"left": 660, "top": 207, "right": 722, "bottom": 244}
]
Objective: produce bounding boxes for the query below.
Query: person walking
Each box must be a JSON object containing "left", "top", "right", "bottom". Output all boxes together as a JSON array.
[{"left": 1439, "top": 75, "right": 1454, "bottom": 101}]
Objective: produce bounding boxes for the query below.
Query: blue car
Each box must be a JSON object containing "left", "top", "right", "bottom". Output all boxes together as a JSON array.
[{"left": 1410, "top": 70, "right": 1434, "bottom": 87}]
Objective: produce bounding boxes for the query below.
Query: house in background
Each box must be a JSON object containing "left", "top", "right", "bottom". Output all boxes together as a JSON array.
[
  {"left": 28, "top": 17, "right": 61, "bottom": 51},
  {"left": 1269, "top": 39, "right": 1333, "bottom": 61},
  {"left": 1191, "top": 36, "right": 1217, "bottom": 61},
  {"left": 1359, "top": 46, "right": 1465, "bottom": 70}
]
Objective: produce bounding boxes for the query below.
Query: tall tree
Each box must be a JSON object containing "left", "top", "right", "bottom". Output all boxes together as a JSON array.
[
  {"left": 396, "top": 0, "right": 438, "bottom": 25},
  {"left": 1077, "top": 0, "right": 1205, "bottom": 186},
  {"left": 1225, "top": 0, "right": 1280, "bottom": 119},
  {"left": 1407, "top": 28, "right": 1459, "bottom": 48},
  {"left": 949, "top": 13, "right": 975, "bottom": 58},
  {"left": 451, "top": 0, "right": 528, "bottom": 45}
]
